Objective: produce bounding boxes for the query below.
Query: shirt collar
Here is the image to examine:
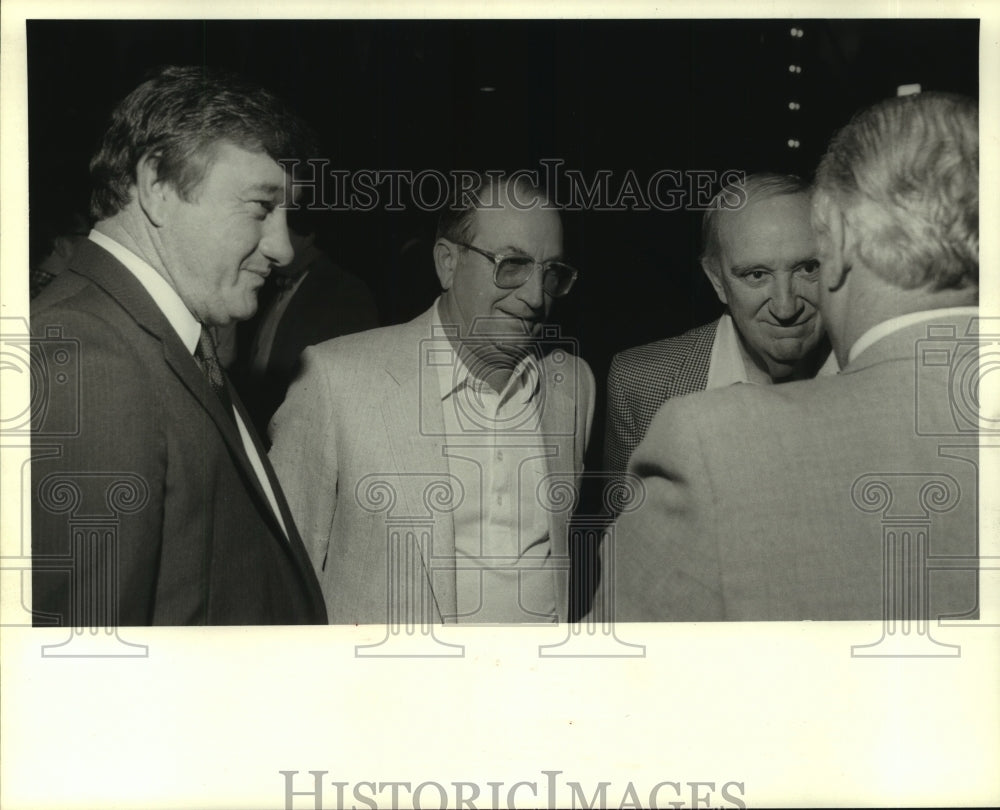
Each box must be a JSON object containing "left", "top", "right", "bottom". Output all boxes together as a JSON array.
[
  {"left": 89, "top": 229, "right": 202, "bottom": 355},
  {"left": 431, "top": 298, "right": 541, "bottom": 407},
  {"left": 708, "top": 312, "right": 840, "bottom": 384},
  {"left": 848, "top": 307, "right": 979, "bottom": 364},
  {"left": 706, "top": 313, "right": 764, "bottom": 388}
]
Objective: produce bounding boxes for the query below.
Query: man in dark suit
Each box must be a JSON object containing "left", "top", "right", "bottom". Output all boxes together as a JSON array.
[
  {"left": 602, "top": 92, "right": 979, "bottom": 621},
  {"left": 31, "top": 66, "right": 327, "bottom": 625},
  {"left": 604, "top": 173, "right": 834, "bottom": 483}
]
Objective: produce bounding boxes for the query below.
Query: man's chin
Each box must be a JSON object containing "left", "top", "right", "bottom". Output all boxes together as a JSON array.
[{"left": 764, "top": 340, "right": 826, "bottom": 375}]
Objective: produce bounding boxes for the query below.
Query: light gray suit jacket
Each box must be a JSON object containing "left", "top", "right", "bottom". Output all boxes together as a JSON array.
[
  {"left": 269, "top": 305, "right": 596, "bottom": 624},
  {"left": 602, "top": 312, "right": 979, "bottom": 622}
]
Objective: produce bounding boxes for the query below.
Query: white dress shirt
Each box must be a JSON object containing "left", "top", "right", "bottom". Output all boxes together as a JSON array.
[
  {"left": 431, "top": 302, "right": 556, "bottom": 623},
  {"left": 706, "top": 312, "right": 839, "bottom": 388},
  {"left": 88, "top": 230, "right": 289, "bottom": 539}
]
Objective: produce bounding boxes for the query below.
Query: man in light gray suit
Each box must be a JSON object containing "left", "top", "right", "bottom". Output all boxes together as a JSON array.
[
  {"left": 603, "top": 92, "right": 979, "bottom": 621},
  {"left": 269, "top": 173, "right": 595, "bottom": 624}
]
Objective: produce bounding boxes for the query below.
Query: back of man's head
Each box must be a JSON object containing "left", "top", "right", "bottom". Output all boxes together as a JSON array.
[
  {"left": 89, "top": 65, "right": 317, "bottom": 221},
  {"left": 812, "top": 92, "right": 978, "bottom": 292}
]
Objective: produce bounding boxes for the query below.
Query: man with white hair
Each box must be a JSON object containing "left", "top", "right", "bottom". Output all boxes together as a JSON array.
[{"left": 603, "top": 92, "right": 979, "bottom": 621}]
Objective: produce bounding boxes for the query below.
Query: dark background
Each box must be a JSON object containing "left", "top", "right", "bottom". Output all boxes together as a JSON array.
[{"left": 27, "top": 18, "right": 979, "bottom": 471}]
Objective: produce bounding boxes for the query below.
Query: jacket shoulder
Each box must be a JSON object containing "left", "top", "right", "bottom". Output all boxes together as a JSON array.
[
  {"left": 609, "top": 319, "right": 718, "bottom": 395},
  {"left": 612, "top": 320, "right": 717, "bottom": 373},
  {"left": 304, "top": 314, "right": 421, "bottom": 361}
]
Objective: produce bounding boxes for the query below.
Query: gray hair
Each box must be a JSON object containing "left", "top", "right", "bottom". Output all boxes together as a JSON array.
[
  {"left": 436, "top": 171, "right": 552, "bottom": 244},
  {"left": 700, "top": 173, "right": 811, "bottom": 268},
  {"left": 811, "top": 91, "right": 978, "bottom": 290}
]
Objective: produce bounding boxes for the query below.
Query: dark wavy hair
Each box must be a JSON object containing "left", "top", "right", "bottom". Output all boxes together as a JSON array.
[{"left": 89, "top": 65, "right": 317, "bottom": 220}]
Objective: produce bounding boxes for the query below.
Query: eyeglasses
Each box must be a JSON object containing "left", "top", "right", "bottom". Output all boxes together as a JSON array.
[{"left": 451, "top": 240, "right": 578, "bottom": 298}]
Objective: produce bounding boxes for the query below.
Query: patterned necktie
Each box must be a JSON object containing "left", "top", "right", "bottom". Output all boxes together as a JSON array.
[{"left": 194, "top": 326, "right": 235, "bottom": 420}]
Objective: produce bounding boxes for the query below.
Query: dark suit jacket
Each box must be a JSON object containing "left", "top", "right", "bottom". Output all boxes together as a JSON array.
[
  {"left": 31, "top": 238, "right": 327, "bottom": 625},
  {"left": 604, "top": 319, "right": 718, "bottom": 475}
]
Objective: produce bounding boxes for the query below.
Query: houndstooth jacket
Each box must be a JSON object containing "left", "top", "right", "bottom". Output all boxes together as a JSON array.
[{"left": 604, "top": 319, "right": 719, "bottom": 476}]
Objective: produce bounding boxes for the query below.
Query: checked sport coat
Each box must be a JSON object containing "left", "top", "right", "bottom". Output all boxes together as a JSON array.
[{"left": 604, "top": 319, "right": 719, "bottom": 476}]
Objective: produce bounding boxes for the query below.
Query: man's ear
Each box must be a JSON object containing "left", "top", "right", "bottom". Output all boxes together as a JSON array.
[
  {"left": 700, "top": 257, "right": 728, "bottom": 305},
  {"left": 813, "top": 194, "right": 849, "bottom": 292},
  {"left": 135, "top": 153, "right": 172, "bottom": 227},
  {"left": 433, "top": 238, "right": 458, "bottom": 291}
]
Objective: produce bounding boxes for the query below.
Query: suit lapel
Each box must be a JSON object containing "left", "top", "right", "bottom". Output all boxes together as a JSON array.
[
  {"left": 230, "top": 387, "right": 326, "bottom": 609},
  {"left": 378, "top": 309, "right": 458, "bottom": 622},
  {"left": 539, "top": 356, "right": 576, "bottom": 621},
  {"left": 667, "top": 318, "right": 717, "bottom": 397},
  {"left": 69, "top": 240, "right": 294, "bottom": 552}
]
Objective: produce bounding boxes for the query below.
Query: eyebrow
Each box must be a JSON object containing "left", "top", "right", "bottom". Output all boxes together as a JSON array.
[
  {"left": 242, "top": 182, "right": 284, "bottom": 197},
  {"left": 729, "top": 262, "right": 771, "bottom": 274},
  {"left": 493, "top": 244, "right": 566, "bottom": 261},
  {"left": 729, "top": 256, "right": 818, "bottom": 273}
]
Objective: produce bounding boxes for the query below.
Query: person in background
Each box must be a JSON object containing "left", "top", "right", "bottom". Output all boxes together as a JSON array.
[{"left": 232, "top": 209, "right": 378, "bottom": 437}]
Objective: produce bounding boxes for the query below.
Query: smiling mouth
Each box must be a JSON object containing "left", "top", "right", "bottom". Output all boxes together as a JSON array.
[{"left": 767, "top": 315, "right": 816, "bottom": 329}]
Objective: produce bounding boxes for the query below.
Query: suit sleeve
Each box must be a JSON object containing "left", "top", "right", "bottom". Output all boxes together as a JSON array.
[
  {"left": 596, "top": 396, "right": 726, "bottom": 622},
  {"left": 268, "top": 346, "right": 339, "bottom": 575},
  {"left": 579, "top": 356, "right": 596, "bottom": 455},
  {"left": 31, "top": 309, "right": 166, "bottom": 626}
]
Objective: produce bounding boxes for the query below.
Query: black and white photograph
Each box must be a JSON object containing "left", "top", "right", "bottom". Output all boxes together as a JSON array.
[{"left": 1, "top": 2, "right": 997, "bottom": 808}]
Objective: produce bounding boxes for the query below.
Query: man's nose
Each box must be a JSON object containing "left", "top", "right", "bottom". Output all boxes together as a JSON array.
[
  {"left": 261, "top": 210, "right": 295, "bottom": 269},
  {"left": 515, "top": 262, "right": 547, "bottom": 311},
  {"left": 769, "top": 275, "right": 805, "bottom": 321}
]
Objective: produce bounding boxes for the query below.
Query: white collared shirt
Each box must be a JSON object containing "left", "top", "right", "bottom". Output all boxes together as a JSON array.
[
  {"left": 88, "top": 230, "right": 289, "bottom": 540},
  {"left": 706, "top": 312, "right": 839, "bottom": 388},
  {"left": 431, "top": 301, "right": 556, "bottom": 623},
  {"left": 848, "top": 307, "right": 979, "bottom": 364}
]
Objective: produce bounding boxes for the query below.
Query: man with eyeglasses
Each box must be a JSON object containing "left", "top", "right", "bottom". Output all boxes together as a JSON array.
[{"left": 269, "top": 173, "right": 595, "bottom": 624}]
